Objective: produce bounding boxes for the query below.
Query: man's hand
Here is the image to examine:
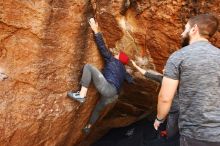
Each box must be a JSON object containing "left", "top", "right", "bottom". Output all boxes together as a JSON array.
[
  {"left": 131, "top": 60, "right": 137, "bottom": 67},
  {"left": 88, "top": 18, "right": 99, "bottom": 33},
  {"left": 131, "top": 59, "right": 146, "bottom": 75},
  {"left": 154, "top": 119, "right": 161, "bottom": 130},
  {"left": 154, "top": 117, "right": 164, "bottom": 130}
]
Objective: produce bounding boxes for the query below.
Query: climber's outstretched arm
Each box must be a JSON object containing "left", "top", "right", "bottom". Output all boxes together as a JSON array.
[{"left": 88, "top": 18, "right": 112, "bottom": 61}]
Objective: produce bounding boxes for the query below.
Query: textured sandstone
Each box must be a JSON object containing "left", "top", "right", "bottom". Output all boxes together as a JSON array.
[{"left": 0, "top": 0, "right": 219, "bottom": 146}]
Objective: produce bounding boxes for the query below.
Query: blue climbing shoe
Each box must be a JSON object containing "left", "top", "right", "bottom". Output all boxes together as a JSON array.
[
  {"left": 67, "top": 91, "right": 85, "bottom": 103},
  {"left": 82, "top": 126, "right": 91, "bottom": 135}
]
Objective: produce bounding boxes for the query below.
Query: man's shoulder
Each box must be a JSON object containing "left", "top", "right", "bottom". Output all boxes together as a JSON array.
[
  {"left": 207, "top": 43, "right": 220, "bottom": 52},
  {"left": 167, "top": 49, "right": 184, "bottom": 64}
]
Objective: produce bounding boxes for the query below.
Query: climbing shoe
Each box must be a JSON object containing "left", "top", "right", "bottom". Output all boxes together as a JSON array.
[
  {"left": 82, "top": 126, "right": 91, "bottom": 135},
  {"left": 67, "top": 91, "right": 85, "bottom": 103}
]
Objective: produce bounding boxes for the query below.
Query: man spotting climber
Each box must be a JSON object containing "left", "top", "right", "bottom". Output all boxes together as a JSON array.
[
  {"left": 131, "top": 60, "right": 179, "bottom": 139},
  {"left": 154, "top": 14, "right": 220, "bottom": 146},
  {"left": 67, "top": 18, "right": 133, "bottom": 134}
]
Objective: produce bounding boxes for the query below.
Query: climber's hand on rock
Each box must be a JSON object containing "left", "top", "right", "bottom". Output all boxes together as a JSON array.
[{"left": 89, "top": 18, "right": 99, "bottom": 33}]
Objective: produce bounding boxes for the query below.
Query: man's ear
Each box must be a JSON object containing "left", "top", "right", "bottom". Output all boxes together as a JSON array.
[{"left": 191, "top": 24, "right": 199, "bottom": 34}]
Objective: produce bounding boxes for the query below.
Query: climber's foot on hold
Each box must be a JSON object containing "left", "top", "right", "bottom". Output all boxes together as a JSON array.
[
  {"left": 67, "top": 91, "right": 85, "bottom": 103},
  {"left": 82, "top": 124, "right": 92, "bottom": 135}
]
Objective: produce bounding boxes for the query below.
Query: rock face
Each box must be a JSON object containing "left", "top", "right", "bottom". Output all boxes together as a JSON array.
[{"left": 0, "top": 0, "right": 219, "bottom": 146}]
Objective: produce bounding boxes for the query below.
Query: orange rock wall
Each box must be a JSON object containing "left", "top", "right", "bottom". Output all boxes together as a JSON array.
[{"left": 0, "top": 0, "right": 220, "bottom": 146}]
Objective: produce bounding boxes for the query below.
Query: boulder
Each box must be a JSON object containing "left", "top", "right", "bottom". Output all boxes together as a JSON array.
[{"left": 0, "top": 0, "right": 219, "bottom": 146}]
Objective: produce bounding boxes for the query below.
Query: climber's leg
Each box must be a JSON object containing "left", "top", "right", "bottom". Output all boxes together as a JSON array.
[
  {"left": 83, "top": 95, "right": 118, "bottom": 134},
  {"left": 87, "top": 81, "right": 117, "bottom": 125},
  {"left": 68, "top": 64, "right": 108, "bottom": 102}
]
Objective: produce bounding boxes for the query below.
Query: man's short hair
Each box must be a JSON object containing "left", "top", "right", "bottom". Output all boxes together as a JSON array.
[{"left": 188, "top": 14, "right": 219, "bottom": 38}]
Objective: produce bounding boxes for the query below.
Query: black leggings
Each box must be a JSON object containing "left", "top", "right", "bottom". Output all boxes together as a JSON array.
[
  {"left": 80, "top": 64, "right": 117, "bottom": 98},
  {"left": 80, "top": 64, "right": 118, "bottom": 125},
  {"left": 89, "top": 95, "right": 118, "bottom": 125}
]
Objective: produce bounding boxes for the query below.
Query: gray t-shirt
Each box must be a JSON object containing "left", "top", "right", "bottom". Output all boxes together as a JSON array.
[
  {"left": 164, "top": 41, "right": 220, "bottom": 142},
  {"left": 144, "top": 70, "right": 179, "bottom": 113}
]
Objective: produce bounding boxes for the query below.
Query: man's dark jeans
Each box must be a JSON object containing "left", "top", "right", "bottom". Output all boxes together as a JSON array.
[{"left": 167, "top": 111, "right": 179, "bottom": 139}]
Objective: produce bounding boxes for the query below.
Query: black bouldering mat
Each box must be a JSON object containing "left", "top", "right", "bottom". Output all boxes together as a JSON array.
[{"left": 92, "top": 118, "right": 179, "bottom": 146}]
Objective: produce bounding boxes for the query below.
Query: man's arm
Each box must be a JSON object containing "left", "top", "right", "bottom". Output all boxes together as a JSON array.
[
  {"left": 89, "top": 18, "right": 112, "bottom": 61},
  {"left": 144, "top": 70, "right": 163, "bottom": 83},
  {"left": 154, "top": 77, "right": 179, "bottom": 130},
  {"left": 131, "top": 60, "right": 163, "bottom": 83}
]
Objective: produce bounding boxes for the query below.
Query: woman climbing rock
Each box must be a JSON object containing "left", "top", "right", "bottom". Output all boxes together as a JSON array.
[{"left": 67, "top": 18, "right": 134, "bottom": 134}]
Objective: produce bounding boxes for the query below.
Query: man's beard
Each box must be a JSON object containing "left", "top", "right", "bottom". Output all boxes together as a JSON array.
[{"left": 181, "top": 32, "right": 190, "bottom": 47}]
